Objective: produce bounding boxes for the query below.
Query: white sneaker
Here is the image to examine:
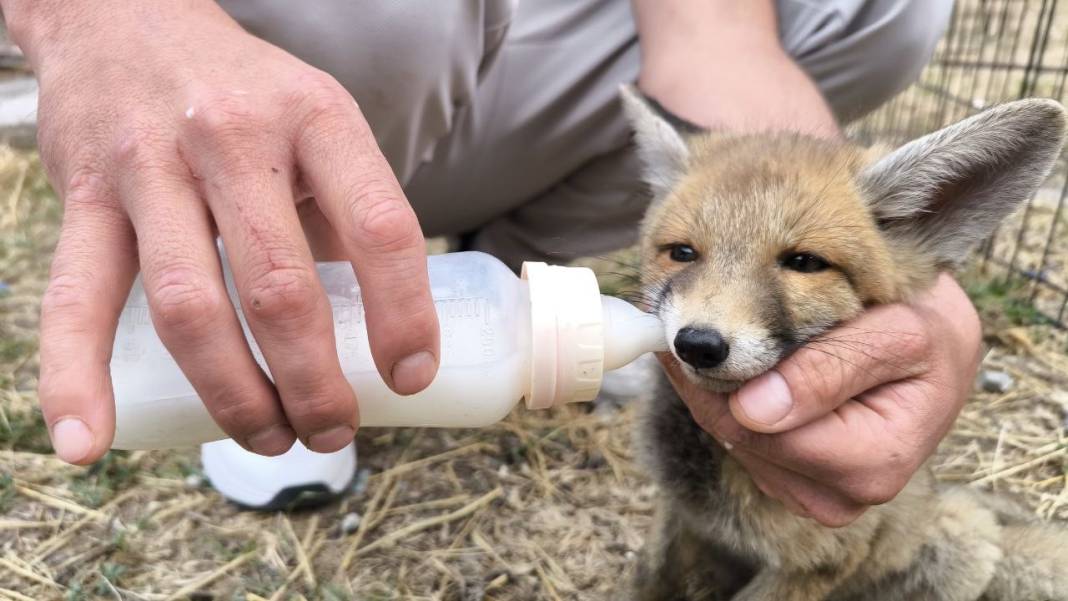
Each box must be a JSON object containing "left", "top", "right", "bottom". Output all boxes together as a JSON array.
[{"left": 201, "top": 438, "right": 357, "bottom": 510}]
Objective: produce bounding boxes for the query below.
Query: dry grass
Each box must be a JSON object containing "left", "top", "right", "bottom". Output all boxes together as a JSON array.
[{"left": 0, "top": 413, "right": 655, "bottom": 600}]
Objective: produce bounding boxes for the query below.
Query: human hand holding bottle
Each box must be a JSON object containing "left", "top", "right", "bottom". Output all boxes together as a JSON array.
[{"left": 3, "top": 0, "right": 440, "bottom": 463}]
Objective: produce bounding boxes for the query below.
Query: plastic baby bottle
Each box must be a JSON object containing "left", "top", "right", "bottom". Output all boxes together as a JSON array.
[{"left": 109, "top": 251, "right": 668, "bottom": 450}]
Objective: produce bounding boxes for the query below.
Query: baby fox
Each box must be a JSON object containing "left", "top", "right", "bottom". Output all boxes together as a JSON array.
[{"left": 620, "top": 87, "right": 1068, "bottom": 601}]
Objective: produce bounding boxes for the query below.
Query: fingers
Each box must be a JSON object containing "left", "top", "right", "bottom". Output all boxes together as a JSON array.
[
  {"left": 38, "top": 173, "right": 136, "bottom": 465},
  {"left": 661, "top": 351, "right": 925, "bottom": 509},
  {"left": 184, "top": 104, "right": 359, "bottom": 453},
  {"left": 661, "top": 352, "right": 869, "bottom": 525},
  {"left": 703, "top": 386, "right": 928, "bottom": 507},
  {"left": 115, "top": 152, "right": 295, "bottom": 456},
  {"left": 293, "top": 80, "right": 439, "bottom": 395},
  {"left": 730, "top": 302, "right": 931, "bottom": 433},
  {"left": 661, "top": 284, "right": 972, "bottom": 523}
]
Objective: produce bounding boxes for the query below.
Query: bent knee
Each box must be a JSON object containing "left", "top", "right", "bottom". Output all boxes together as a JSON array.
[{"left": 782, "top": 0, "right": 954, "bottom": 121}]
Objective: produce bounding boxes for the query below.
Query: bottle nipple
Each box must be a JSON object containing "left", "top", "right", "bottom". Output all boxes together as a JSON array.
[{"left": 520, "top": 262, "right": 667, "bottom": 410}]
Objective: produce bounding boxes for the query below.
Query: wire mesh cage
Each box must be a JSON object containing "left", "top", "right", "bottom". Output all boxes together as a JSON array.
[{"left": 854, "top": 0, "right": 1068, "bottom": 327}]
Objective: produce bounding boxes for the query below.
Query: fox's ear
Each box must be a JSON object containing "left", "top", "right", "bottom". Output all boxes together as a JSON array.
[
  {"left": 858, "top": 99, "right": 1066, "bottom": 267},
  {"left": 620, "top": 85, "right": 690, "bottom": 198}
]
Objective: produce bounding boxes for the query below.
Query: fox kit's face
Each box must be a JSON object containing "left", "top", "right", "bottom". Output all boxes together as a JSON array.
[
  {"left": 640, "top": 137, "right": 913, "bottom": 389},
  {"left": 622, "top": 88, "right": 1065, "bottom": 391}
]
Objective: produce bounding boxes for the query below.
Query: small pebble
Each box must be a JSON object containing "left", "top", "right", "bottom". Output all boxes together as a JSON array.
[
  {"left": 184, "top": 474, "right": 204, "bottom": 489},
  {"left": 977, "top": 370, "right": 1015, "bottom": 393},
  {"left": 340, "top": 512, "right": 362, "bottom": 534}
]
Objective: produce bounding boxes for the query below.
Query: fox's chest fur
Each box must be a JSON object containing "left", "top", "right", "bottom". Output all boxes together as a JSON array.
[
  {"left": 637, "top": 375, "right": 952, "bottom": 601},
  {"left": 620, "top": 87, "right": 1068, "bottom": 601}
]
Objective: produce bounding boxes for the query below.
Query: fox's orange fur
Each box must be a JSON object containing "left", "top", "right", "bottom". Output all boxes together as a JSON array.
[{"left": 621, "top": 87, "right": 1068, "bottom": 601}]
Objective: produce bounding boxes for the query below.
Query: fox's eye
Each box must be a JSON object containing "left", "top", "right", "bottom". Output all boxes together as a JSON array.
[
  {"left": 781, "top": 252, "right": 830, "bottom": 273},
  {"left": 669, "top": 244, "right": 699, "bottom": 263}
]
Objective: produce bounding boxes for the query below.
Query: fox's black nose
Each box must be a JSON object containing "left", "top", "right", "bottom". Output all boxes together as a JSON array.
[{"left": 674, "top": 327, "right": 730, "bottom": 369}]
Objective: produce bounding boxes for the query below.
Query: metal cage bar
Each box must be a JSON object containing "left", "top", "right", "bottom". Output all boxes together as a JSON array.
[{"left": 855, "top": 0, "right": 1068, "bottom": 329}]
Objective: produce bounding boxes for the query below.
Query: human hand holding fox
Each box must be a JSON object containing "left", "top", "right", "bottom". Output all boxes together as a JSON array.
[
  {"left": 660, "top": 274, "right": 983, "bottom": 527},
  {"left": 633, "top": 0, "right": 982, "bottom": 527}
]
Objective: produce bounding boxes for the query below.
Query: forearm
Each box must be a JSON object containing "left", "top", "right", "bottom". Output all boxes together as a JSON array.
[{"left": 631, "top": 0, "right": 840, "bottom": 138}]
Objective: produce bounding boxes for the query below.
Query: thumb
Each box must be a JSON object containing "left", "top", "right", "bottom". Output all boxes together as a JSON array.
[{"left": 729, "top": 304, "right": 931, "bottom": 433}]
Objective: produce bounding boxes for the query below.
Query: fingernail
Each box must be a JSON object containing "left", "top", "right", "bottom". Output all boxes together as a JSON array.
[
  {"left": 51, "top": 417, "right": 94, "bottom": 464},
  {"left": 737, "top": 370, "right": 792, "bottom": 426},
  {"left": 247, "top": 425, "right": 297, "bottom": 456},
  {"left": 390, "top": 351, "right": 437, "bottom": 395},
  {"left": 306, "top": 425, "right": 354, "bottom": 453}
]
